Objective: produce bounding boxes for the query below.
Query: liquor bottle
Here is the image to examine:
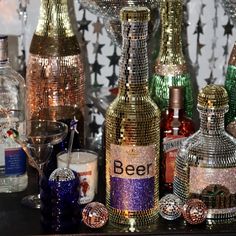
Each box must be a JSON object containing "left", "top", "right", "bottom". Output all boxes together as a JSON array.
[
  {"left": 174, "top": 84, "right": 236, "bottom": 222},
  {"left": 225, "top": 44, "right": 236, "bottom": 126},
  {"left": 105, "top": 7, "right": 161, "bottom": 226},
  {"left": 160, "top": 86, "right": 194, "bottom": 196},
  {"left": 0, "top": 35, "right": 28, "bottom": 193},
  {"left": 26, "top": 0, "right": 85, "bottom": 151},
  {"left": 149, "top": 0, "right": 193, "bottom": 118}
]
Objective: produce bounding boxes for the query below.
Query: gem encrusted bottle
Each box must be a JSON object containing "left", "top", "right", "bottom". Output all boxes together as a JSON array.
[
  {"left": 26, "top": 0, "right": 85, "bottom": 148},
  {"left": 160, "top": 86, "right": 194, "bottom": 196},
  {"left": 225, "top": 44, "right": 236, "bottom": 126},
  {"left": 149, "top": 0, "right": 193, "bottom": 118},
  {"left": 105, "top": 7, "right": 161, "bottom": 226},
  {"left": 174, "top": 84, "right": 236, "bottom": 222},
  {"left": 0, "top": 35, "right": 28, "bottom": 193}
]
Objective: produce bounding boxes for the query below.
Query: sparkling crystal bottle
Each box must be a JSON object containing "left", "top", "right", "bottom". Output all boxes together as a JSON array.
[
  {"left": 0, "top": 35, "right": 28, "bottom": 193},
  {"left": 149, "top": 0, "right": 193, "bottom": 118},
  {"left": 225, "top": 44, "right": 236, "bottom": 126},
  {"left": 174, "top": 84, "right": 236, "bottom": 222},
  {"left": 105, "top": 7, "right": 161, "bottom": 226},
  {"left": 26, "top": 0, "right": 85, "bottom": 149},
  {"left": 160, "top": 86, "right": 194, "bottom": 196}
]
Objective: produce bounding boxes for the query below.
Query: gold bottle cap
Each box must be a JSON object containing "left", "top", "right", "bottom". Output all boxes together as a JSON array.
[
  {"left": 120, "top": 7, "right": 150, "bottom": 22},
  {"left": 198, "top": 84, "right": 228, "bottom": 109}
]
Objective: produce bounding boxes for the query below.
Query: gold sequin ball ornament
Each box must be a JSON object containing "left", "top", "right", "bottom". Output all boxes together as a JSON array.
[
  {"left": 149, "top": 0, "right": 193, "bottom": 118},
  {"left": 105, "top": 7, "right": 161, "bottom": 226},
  {"left": 26, "top": 0, "right": 85, "bottom": 146},
  {"left": 174, "top": 84, "right": 236, "bottom": 223}
]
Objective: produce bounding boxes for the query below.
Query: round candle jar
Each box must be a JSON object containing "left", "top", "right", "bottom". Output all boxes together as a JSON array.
[{"left": 57, "top": 149, "right": 98, "bottom": 205}]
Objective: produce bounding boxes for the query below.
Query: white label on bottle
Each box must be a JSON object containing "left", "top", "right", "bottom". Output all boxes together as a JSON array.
[
  {"left": 110, "top": 144, "right": 156, "bottom": 179},
  {"left": 189, "top": 167, "right": 236, "bottom": 194}
]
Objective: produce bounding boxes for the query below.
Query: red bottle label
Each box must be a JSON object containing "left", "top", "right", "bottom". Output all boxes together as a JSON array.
[{"left": 163, "top": 136, "right": 186, "bottom": 183}]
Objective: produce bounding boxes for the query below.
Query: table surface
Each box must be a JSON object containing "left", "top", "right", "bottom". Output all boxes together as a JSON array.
[{"left": 1, "top": 169, "right": 236, "bottom": 236}]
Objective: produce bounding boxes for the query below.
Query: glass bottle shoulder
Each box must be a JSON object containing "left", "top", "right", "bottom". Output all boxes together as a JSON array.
[
  {"left": 178, "top": 130, "right": 236, "bottom": 167},
  {"left": 0, "top": 64, "right": 25, "bottom": 86},
  {"left": 106, "top": 95, "right": 161, "bottom": 120}
]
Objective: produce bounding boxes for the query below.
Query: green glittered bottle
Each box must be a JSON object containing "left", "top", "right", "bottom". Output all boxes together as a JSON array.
[
  {"left": 149, "top": 0, "right": 193, "bottom": 118},
  {"left": 225, "top": 44, "right": 236, "bottom": 126}
]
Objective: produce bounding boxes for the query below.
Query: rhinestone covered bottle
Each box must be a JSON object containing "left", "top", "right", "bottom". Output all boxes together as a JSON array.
[
  {"left": 149, "top": 0, "right": 193, "bottom": 118},
  {"left": 105, "top": 7, "right": 161, "bottom": 226},
  {"left": 174, "top": 84, "right": 236, "bottom": 222},
  {"left": 26, "top": 0, "right": 85, "bottom": 147},
  {"left": 225, "top": 44, "right": 236, "bottom": 126}
]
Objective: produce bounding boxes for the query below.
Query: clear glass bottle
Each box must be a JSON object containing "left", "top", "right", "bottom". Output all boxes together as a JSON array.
[
  {"left": 105, "top": 7, "right": 161, "bottom": 226},
  {"left": 174, "top": 84, "right": 236, "bottom": 222},
  {"left": 149, "top": 0, "right": 193, "bottom": 118},
  {"left": 160, "top": 86, "right": 194, "bottom": 196},
  {"left": 0, "top": 35, "right": 27, "bottom": 193},
  {"left": 225, "top": 44, "right": 236, "bottom": 126},
  {"left": 26, "top": 0, "right": 85, "bottom": 149}
]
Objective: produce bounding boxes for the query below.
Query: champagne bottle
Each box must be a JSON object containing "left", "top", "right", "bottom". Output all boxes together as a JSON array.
[
  {"left": 225, "top": 44, "right": 236, "bottom": 126},
  {"left": 105, "top": 7, "right": 161, "bottom": 226},
  {"left": 149, "top": 0, "right": 193, "bottom": 118},
  {"left": 26, "top": 0, "right": 85, "bottom": 149}
]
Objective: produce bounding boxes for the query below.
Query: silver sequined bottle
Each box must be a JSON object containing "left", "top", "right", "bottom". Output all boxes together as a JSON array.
[{"left": 174, "top": 84, "right": 236, "bottom": 222}]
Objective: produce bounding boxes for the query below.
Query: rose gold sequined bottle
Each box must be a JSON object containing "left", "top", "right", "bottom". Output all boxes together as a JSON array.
[
  {"left": 26, "top": 0, "right": 85, "bottom": 147},
  {"left": 174, "top": 84, "right": 236, "bottom": 223},
  {"left": 105, "top": 7, "right": 161, "bottom": 226}
]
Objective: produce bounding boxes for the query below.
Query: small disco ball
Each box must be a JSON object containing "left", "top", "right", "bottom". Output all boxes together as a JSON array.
[
  {"left": 82, "top": 202, "right": 109, "bottom": 228},
  {"left": 159, "top": 194, "right": 183, "bottom": 220},
  {"left": 182, "top": 199, "right": 208, "bottom": 225}
]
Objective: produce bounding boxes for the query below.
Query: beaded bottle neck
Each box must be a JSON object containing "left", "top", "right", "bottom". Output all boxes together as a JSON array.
[
  {"left": 118, "top": 20, "right": 149, "bottom": 97},
  {"left": 198, "top": 107, "right": 227, "bottom": 136},
  {"left": 157, "top": 0, "right": 185, "bottom": 66},
  {"left": 30, "top": 0, "right": 79, "bottom": 56}
]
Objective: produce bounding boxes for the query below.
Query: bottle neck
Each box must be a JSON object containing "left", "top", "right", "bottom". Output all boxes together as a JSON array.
[
  {"left": 156, "top": 0, "right": 186, "bottom": 75},
  {"left": 30, "top": 0, "right": 79, "bottom": 56},
  {"left": 118, "top": 21, "right": 149, "bottom": 96},
  {"left": 199, "top": 107, "right": 226, "bottom": 135},
  {"left": 0, "top": 37, "right": 8, "bottom": 64},
  {"left": 35, "top": 0, "right": 74, "bottom": 37}
]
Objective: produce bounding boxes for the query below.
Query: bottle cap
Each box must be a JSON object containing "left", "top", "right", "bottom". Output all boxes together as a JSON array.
[
  {"left": 169, "top": 86, "right": 184, "bottom": 109},
  {"left": 120, "top": 7, "right": 150, "bottom": 22},
  {"left": 0, "top": 35, "right": 8, "bottom": 62},
  {"left": 198, "top": 84, "right": 228, "bottom": 109}
]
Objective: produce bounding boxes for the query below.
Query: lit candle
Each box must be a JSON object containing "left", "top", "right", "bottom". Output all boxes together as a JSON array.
[{"left": 57, "top": 149, "right": 98, "bottom": 205}]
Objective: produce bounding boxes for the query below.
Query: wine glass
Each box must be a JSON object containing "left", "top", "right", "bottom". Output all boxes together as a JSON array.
[{"left": 18, "top": 120, "right": 68, "bottom": 209}]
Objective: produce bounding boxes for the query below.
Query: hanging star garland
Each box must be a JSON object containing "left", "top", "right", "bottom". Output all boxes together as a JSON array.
[
  {"left": 106, "top": 45, "right": 120, "bottom": 87},
  {"left": 92, "top": 42, "right": 105, "bottom": 54},
  {"left": 89, "top": 116, "right": 102, "bottom": 137},
  {"left": 92, "top": 18, "right": 104, "bottom": 35},
  {"left": 78, "top": 10, "right": 91, "bottom": 32},
  {"left": 208, "top": 0, "right": 219, "bottom": 78},
  {"left": 223, "top": 18, "right": 234, "bottom": 75},
  {"left": 205, "top": 71, "right": 217, "bottom": 85}
]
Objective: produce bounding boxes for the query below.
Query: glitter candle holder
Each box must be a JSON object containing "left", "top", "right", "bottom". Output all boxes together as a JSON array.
[
  {"left": 48, "top": 168, "right": 79, "bottom": 233},
  {"left": 174, "top": 84, "right": 236, "bottom": 222}
]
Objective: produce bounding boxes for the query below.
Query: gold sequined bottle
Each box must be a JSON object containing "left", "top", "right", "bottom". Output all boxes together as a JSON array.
[
  {"left": 174, "top": 84, "right": 236, "bottom": 223},
  {"left": 149, "top": 0, "right": 193, "bottom": 118},
  {"left": 105, "top": 7, "right": 161, "bottom": 226},
  {"left": 26, "top": 0, "right": 85, "bottom": 147}
]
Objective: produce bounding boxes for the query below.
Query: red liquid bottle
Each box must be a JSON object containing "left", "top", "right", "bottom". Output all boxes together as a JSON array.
[{"left": 160, "top": 86, "right": 195, "bottom": 196}]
